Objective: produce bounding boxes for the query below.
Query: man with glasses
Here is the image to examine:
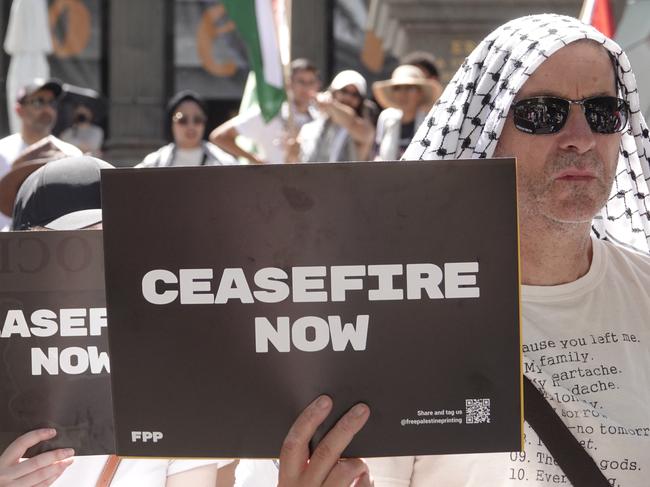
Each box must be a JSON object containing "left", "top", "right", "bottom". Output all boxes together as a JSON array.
[
  {"left": 210, "top": 58, "right": 321, "bottom": 164},
  {"left": 0, "top": 78, "right": 81, "bottom": 229},
  {"left": 270, "top": 14, "right": 650, "bottom": 487}
]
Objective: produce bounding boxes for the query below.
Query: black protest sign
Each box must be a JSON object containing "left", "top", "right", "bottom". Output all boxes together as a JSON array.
[
  {"left": 101, "top": 160, "right": 522, "bottom": 458},
  {"left": 0, "top": 230, "right": 114, "bottom": 456}
]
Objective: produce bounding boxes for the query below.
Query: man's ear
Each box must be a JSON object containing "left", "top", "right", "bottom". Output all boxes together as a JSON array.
[{"left": 15, "top": 102, "right": 24, "bottom": 117}]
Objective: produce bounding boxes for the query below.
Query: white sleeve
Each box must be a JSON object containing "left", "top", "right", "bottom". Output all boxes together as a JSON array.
[
  {"left": 232, "top": 107, "right": 265, "bottom": 140},
  {"left": 167, "top": 458, "right": 234, "bottom": 476}
]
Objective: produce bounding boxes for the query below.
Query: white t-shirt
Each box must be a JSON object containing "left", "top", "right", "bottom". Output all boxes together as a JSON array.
[
  {"left": 0, "top": 133, "right": 28, "bottom": 229},
  {"left": 234, "top": 238, "right": 650, "bottom": 487},
  {"left": 51, "top": 455, "right": 230, "bottom": 487},
  {"left": 172, "top": 147, "right": 205, "bottom": 166},
  {"left": 232, "top": 104, "right": 314, "bottom": 164}
]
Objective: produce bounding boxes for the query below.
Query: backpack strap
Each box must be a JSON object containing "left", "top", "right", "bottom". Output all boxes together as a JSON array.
[{"left": 95, "top": 454, "right": 121, "bottom": 487}]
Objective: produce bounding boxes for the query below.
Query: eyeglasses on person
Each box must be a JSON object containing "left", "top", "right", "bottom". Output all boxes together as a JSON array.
[
  {"left": 511, "top": 95, "right": 629, "bottom": 135},
  {"left": 173, "top": 112, "right": 207, "bottom": 126},
  {"left": 21, "top": 97, "right": 58, "bottom": 110}
]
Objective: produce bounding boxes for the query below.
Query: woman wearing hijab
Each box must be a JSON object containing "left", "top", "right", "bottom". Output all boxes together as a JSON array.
[
  {"left": 372, "top": 64, "right": 442, "bottom": 161},
  {"left": 138, "top": 91, "right": 237, "bottom": 168},
  {"left": 297, "top": 70, "right": 375, "bottom": 163}
]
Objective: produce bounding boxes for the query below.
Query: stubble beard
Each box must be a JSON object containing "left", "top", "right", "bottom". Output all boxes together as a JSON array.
[{"left": 519, "top": 151, "right": 615, "bottom": 232}]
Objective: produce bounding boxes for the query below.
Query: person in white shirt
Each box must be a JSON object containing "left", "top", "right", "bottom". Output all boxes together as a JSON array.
[
  {"left": 0, "top": 78, "right": 81, "bottom": 229},
  {"left": 210, "top": 58, "right": 320, "bottom": 164},
  {"left": 138, "top": 90, "right": 237, "bottom": 168},
  {"left": 267, "top": 13, "right": 650, "bottom": 487},
  {"left": 372, "top": 64, "right": 442, "bottom": 161},
  {"left": 298, "top": 69, "right": 376, "bottom": 163}
]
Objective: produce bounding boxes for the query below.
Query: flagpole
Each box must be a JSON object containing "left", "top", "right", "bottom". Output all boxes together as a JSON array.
[
  {"left": 282, "top": 0, "right": 296, "bottom": 163},
  {"left": 579, "top": 0, "right": 595, "bottom": 23}
]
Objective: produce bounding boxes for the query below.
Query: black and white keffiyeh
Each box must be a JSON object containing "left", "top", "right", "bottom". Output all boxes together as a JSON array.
[{"left": 403, "top": 13, "right": 650, "bottom": 253}]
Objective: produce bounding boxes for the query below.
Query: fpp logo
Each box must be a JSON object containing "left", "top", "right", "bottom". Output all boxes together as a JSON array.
[{"left": 131, "top": 431, "right": 163, "bottom": 443}]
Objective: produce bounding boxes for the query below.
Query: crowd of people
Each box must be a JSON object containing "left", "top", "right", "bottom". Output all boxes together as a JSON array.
[
  {"left": 0, "top": 11, "right": 649, "bottom": 487},
  {"left": 0, "top": 53, "right": 444, "bottom": 231}
]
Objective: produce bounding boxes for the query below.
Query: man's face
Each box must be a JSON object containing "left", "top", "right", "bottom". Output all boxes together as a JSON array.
[
  {"left": 17, "top": 88, "right": 58, "bottom": 134},
  {"left": 290, "top": 69, "right": 320, "bottom": 105},
  {"left": 494, "top": 41, "right": 621, "bottom": 226}
]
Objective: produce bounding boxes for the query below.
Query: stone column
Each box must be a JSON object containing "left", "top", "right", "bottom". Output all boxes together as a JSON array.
[
  {"left": 291, "top": 0, "right": 331, "bottom": 77},
  {"left": 105, "top": 0, "right": 171, "bottom": 166}
]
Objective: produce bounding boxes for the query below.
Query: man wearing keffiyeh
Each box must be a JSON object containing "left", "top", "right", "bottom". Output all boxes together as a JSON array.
[{"left": 272, "top": 13, "right": 650, "bottom": 487}]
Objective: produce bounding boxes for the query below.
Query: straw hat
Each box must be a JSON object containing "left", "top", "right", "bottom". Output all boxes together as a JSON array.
[
  {"left": 0, "top": 136, "right": 71, "bottom": 217},
  {"left": 372, "top": 64, "right": 443, "bottom": 110}
]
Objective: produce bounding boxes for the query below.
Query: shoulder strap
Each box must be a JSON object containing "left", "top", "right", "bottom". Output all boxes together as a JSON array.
[
  {"left": 524, "top": 376, "right": 610, "bottom": 487},
  {"left": 95, "top": 454, "right": 121, "bottom": 487}
]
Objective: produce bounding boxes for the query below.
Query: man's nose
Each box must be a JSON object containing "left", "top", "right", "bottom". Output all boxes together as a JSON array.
[{"left": 556, "top": 105, "right": 597, "bottom": 154}]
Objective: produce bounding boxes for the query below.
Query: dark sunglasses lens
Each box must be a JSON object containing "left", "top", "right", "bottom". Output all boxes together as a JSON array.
[
  {"left": 584, "top": 97, "right": 628, "bottom": 134},
  {"left": 513, "top": 98, "right": 569, "bottom": 134}
]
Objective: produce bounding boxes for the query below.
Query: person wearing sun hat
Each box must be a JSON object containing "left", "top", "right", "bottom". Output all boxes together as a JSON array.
[{"left": 372, "top": 64, "right": 443, "bottom": 160}]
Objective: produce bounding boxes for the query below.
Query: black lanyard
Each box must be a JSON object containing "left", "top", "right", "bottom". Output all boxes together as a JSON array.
[{"left": 524, "top": 376, "right": 610, "bottom": 486}]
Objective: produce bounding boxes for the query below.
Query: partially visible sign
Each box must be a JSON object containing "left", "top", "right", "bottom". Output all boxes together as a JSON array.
[{"left": 0, "top": 230, "right": 113, "bottom": 456}]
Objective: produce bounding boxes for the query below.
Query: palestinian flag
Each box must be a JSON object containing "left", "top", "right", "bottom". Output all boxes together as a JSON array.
[{"left": 223, "top": 0, "right": 288, "bottom": 122}]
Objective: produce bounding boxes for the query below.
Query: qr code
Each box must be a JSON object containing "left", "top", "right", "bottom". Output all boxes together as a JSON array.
[{"left": 466, "top": 398, "right": 491, "bottom": 424}]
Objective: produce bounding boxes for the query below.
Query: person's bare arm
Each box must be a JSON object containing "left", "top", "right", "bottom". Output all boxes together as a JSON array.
[
  {"left": 209, "top": 122, "right": 265, "bottom": 165},
  {"left": 277, "top": 395, "right": 373, "bottom": 487}
]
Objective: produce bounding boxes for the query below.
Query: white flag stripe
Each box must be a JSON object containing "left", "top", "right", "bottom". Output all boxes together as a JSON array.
[
  {"left": 274, "top": 0, "right": 291, "bottom": 67},
  {"left": 579, "top": 0, "right": 596, "bottom": 23},
  {"left": 255, "top": 0, "right": 283, "bottom": 89}
]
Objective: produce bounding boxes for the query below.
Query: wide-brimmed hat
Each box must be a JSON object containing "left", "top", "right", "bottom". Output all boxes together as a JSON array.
[
  {"left": 372, "top": 64, "right": 443, "bottom": 110},
  {"left": 11, "top": 155, "right": 113, "bottom": 231},
  {"left": 0, "top": 136, "right": 75, "bottom": 217}
]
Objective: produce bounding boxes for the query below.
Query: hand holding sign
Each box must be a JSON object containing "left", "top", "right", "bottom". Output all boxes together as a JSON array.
[
  {"left": 0, "top": 429, "right": 73, "bottom": 486},
  {"left": 278, "top": 396, "right": 373, "bottom": 487}
]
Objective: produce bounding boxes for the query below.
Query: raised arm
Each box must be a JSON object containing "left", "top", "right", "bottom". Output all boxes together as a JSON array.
[{"left": 315, "top": 93, "right": 375, "bottom": 160}]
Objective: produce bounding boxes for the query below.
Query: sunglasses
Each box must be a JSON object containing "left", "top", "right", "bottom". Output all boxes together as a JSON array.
[
  {"left": 173, "top": 112, "right": 206, "bottom": 126},
  {"left": 512, "top": 96, "right": 629, "bottom": 135},
  {"left": 21, "top": 97, "right": 58, "bottom": 109}
]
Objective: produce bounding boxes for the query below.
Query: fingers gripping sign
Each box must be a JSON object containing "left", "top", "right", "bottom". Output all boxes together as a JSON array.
[
  {"left": 278, "top": 395, "right": 373, "bottom": 487},
  {"left": 0, "top": 429, "right": 74, "bottom": 486}
]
